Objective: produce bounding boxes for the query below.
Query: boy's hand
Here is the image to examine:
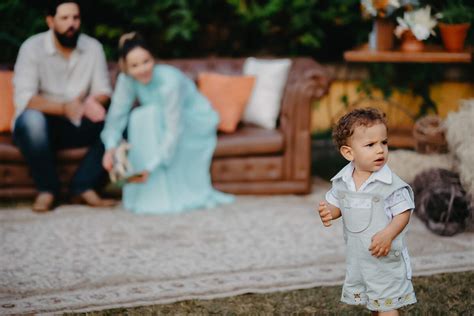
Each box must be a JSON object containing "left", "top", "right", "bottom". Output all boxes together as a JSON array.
[
  {"left": 369, "top": 229, "right": 393, "bottom": 257},
  {"left": 318, "top": 201, "right": 333, "bottom": 227}
]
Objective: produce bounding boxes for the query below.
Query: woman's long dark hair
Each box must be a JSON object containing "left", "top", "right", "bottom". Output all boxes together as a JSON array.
[{"left": 118, "top": 32, "right": 153, "bottom": 72}]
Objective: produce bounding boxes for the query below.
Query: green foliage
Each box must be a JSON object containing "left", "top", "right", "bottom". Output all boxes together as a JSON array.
[
  {"left": 0, "top": 0, "right": 369, "bottom": 63},
  {"left": 0, "top": 0, "right": 469, "bottom": 118},
  {"left": 439, "top": 0, "right": 474, "bottom": 24},
  {"left": 359, "top": 63, "right": 446, "bottom": 117}
]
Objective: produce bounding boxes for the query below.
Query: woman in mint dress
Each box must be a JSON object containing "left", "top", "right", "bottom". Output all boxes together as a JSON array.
[{"left": 101, "top": 33, "right": 234, "bottom": 214}]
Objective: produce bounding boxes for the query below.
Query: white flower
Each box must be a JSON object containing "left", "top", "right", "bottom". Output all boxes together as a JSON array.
[
  {"left": 388, "top": 0, "right": 400, "bottom": 8},
  {"left": 394, "top": 5, "right": 439, "bottom": 40},
  {"left": 412, "top": 24, "right": 430, "bottom": 40},
  {"left": 361, "top": 0, "right": 401, "bottom": 17}
]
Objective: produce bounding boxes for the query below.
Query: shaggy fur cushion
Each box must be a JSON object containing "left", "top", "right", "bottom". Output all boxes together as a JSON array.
[
  {"left": 412, "top": 168, "right": 471, "bottom": 236},
  {"left": 388, "top": 150, "right": 454, "bottom": 184},
  {"left": 445, "top": 99, "right": 474, "bottom": 210}
]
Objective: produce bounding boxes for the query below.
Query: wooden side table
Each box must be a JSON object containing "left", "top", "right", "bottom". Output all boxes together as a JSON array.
[
  {"left": 342, "top": 44, "right": 472, "bottom": 148},
  {"left": 344, "top": 44, "right": 472, "bottom": 63}
]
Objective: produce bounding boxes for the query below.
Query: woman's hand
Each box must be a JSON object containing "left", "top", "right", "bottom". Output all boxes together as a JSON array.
[{"left": 102, "top": 149, "right": 116, "bottom": 171}]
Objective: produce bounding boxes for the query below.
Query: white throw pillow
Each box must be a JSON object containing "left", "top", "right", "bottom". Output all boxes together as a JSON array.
[{"left": 242, "top": 58, "right": 292, "bottom": 129}]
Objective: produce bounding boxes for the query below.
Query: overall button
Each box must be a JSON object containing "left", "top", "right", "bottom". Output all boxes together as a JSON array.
[
  {"left": 339, "top": 193, "right": 345, "bottom": 199},
  {"left": 394, "top": 251, "right": 400, "bottom": 257},
  {"left": 372, "top": 197, "right": 380, "bottom": 203}
]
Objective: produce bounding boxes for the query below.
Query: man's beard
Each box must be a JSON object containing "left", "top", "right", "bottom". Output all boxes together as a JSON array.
[{"left": 54, "top": 28, "right": 80, "bottom": 48}]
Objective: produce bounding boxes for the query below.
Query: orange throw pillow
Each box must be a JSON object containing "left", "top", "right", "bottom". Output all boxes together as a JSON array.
[
  {"left": 0, "top": 71, "right": 14, "bottom": 132},
  {"left": 198, "top": 72, "right": 255, "bottom": 133}
]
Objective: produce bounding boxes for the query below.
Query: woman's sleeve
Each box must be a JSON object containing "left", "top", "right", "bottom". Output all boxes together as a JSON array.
[
  {"left": 145, "top": 72, "right": 184, "bottom": 171},
  {"left": 100, "top": 73, "right": 136, "bottom": 150}
]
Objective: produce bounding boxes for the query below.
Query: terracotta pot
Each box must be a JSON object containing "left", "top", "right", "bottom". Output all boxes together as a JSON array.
[
  {"left": 372, "top": 18, "right": 395, "bottom": 51},
  {"left": 439, "top": 22, "right": 471, "bottom": 52},
  {"left": 400, "top": 30, "right": 424, "bottom": 52}
]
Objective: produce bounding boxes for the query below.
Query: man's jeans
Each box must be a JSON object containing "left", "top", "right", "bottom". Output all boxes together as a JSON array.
[{"left": 13, "top": 109, "right": 106, "bottom": 196}]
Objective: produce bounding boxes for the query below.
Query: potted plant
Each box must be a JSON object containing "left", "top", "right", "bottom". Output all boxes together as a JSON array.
[
  {"left": 438, "top": 1, "right": 473, "bottom": 52},
  {"left": 394, "top": 5, "right": 441, "bottom": 52},
  {"left": 361, "top": 0, "right": 401, "bottom": 51}
]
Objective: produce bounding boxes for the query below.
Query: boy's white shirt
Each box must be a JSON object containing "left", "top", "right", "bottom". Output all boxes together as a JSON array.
[{"left": 326, "top": 162, "right": 414, "bottom": 219}]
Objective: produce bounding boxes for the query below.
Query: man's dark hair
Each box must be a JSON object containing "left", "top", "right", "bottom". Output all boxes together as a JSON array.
[{"left": 46, "top": 0, "right": 81, "bottom": 17}]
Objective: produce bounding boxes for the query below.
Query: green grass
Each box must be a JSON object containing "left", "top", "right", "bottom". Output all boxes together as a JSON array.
[{"left": 70, "top": 271, "right": 474, "bottom": 315}]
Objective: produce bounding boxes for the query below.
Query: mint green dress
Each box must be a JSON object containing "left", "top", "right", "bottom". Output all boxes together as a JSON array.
[{"left": 101, "top": 65, "right": 234, "bottom": 214}]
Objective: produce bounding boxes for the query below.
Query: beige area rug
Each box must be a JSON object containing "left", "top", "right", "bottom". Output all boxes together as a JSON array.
[{"left": 1, "top": 178, "right": 473, "bottom": 315}]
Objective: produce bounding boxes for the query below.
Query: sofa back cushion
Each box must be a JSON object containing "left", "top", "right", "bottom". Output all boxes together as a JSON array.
[
  {"left": 242, "top": 58, "right": 291, "bottom": 129},
  {"left": 197, "top": 72, "right": 255, "bottom": 133},
  {"left": 0, "top": 71, "right": 14, "bottom": 132},
  {"left": 160, "top": 58, "right": 247, "bottom": 81},
  {"left": 157, "top": 58, "right": 317, "bottom": 131}
]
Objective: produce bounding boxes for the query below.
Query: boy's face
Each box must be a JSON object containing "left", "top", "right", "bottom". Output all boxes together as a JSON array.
[{"left": 340, "top": 122, "right": 388, "bottom": 173}]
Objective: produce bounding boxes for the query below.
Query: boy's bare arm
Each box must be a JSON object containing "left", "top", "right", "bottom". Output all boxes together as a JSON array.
[
  {"left": 318, "top": 201, "right": 341, "bottom": 227},
  {"left": 369, "top": 210, "right": 411, "bottom": 257}
]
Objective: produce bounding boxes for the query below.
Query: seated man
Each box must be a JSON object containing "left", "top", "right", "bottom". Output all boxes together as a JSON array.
[{"left": 13, "top": 0, "right": 116, "bottom": 212}]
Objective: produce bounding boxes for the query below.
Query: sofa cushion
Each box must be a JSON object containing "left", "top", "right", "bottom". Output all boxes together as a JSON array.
[
  {"left": 242, "top": 58, "right": 292, "bottom": 129},
  {"left": 214, "top": 125, "right": 283, "bottom": 157},
  {"left": 197, "top": 72, "right": 255, "bottom": 133},
  {"left": 0, "top": 71, "right": 14, "bottom": 132},
  {"left": 0, "top": 125, "right": 283, "bottom": 162},
  {"left": 0, "top": 135, "right": 88, "bottom": 163}
]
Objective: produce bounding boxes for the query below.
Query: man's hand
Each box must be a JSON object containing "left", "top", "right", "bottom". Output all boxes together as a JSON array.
[
  {"left": 64, "top": 95, "right": 84, "bottom": 125},
  {"left": 369, "top": 229, "right": 393, "bottom": 257},
  {"left": 318, "top": 201, "right": 333, "bottom": 227},
  {"left": 102, "top": 148, "right": 115, "bottom": 172},
  {"left": 83, "top": 95, "right": 106, "bottom": 122}
]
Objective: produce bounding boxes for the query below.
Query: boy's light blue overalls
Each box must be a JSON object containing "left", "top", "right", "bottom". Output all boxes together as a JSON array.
[{"left": 332, "top": 173, "right": 417, "bottom": 311}]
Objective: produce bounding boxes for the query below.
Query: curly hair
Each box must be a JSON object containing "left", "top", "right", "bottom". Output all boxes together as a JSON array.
[{"left": 332, "top": 107, "right": 387, "bottom": 149}]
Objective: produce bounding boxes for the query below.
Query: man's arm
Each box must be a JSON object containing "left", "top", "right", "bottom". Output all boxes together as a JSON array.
[
  {"left": 90, "top": 43, "right": 112, "bottom": 106},
  {"left": 13, "top": 39, "right": 83, "bottom": 122},
  {"left": 28, "top": 95, "right": 84, "bottom": 123},
  {"left": 27, "top": 95, "right": 65, "bottom": 115}
]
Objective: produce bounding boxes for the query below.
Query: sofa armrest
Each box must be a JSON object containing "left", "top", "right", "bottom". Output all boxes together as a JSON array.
[{"left": 280, "top": 59, "right": 331, "bottom": 188}]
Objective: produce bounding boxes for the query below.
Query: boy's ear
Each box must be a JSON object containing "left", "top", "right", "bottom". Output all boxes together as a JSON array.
[{"left": 340, "top": 145, "right": 354, "bottom": 161}]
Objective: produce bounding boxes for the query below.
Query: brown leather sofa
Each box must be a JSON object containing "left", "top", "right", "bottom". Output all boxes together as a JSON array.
[{"left": 0, "top": 57, "right": 330, "bottom": 199}]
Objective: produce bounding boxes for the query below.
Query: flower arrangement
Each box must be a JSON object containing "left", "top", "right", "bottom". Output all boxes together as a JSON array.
[
  {"left": 361, "top": 0, "right": 422, "bottom": 19},
  {"left": 361, "top": 0, "right": 401, "bottom": 18},
  {"left": 394, "top": 5, "right": 441, "bottom": 40}
]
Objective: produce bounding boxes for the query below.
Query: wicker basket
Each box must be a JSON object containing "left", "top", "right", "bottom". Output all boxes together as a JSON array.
[{"left": 413, "top": 115, "right": 448, "bottom": 154}]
